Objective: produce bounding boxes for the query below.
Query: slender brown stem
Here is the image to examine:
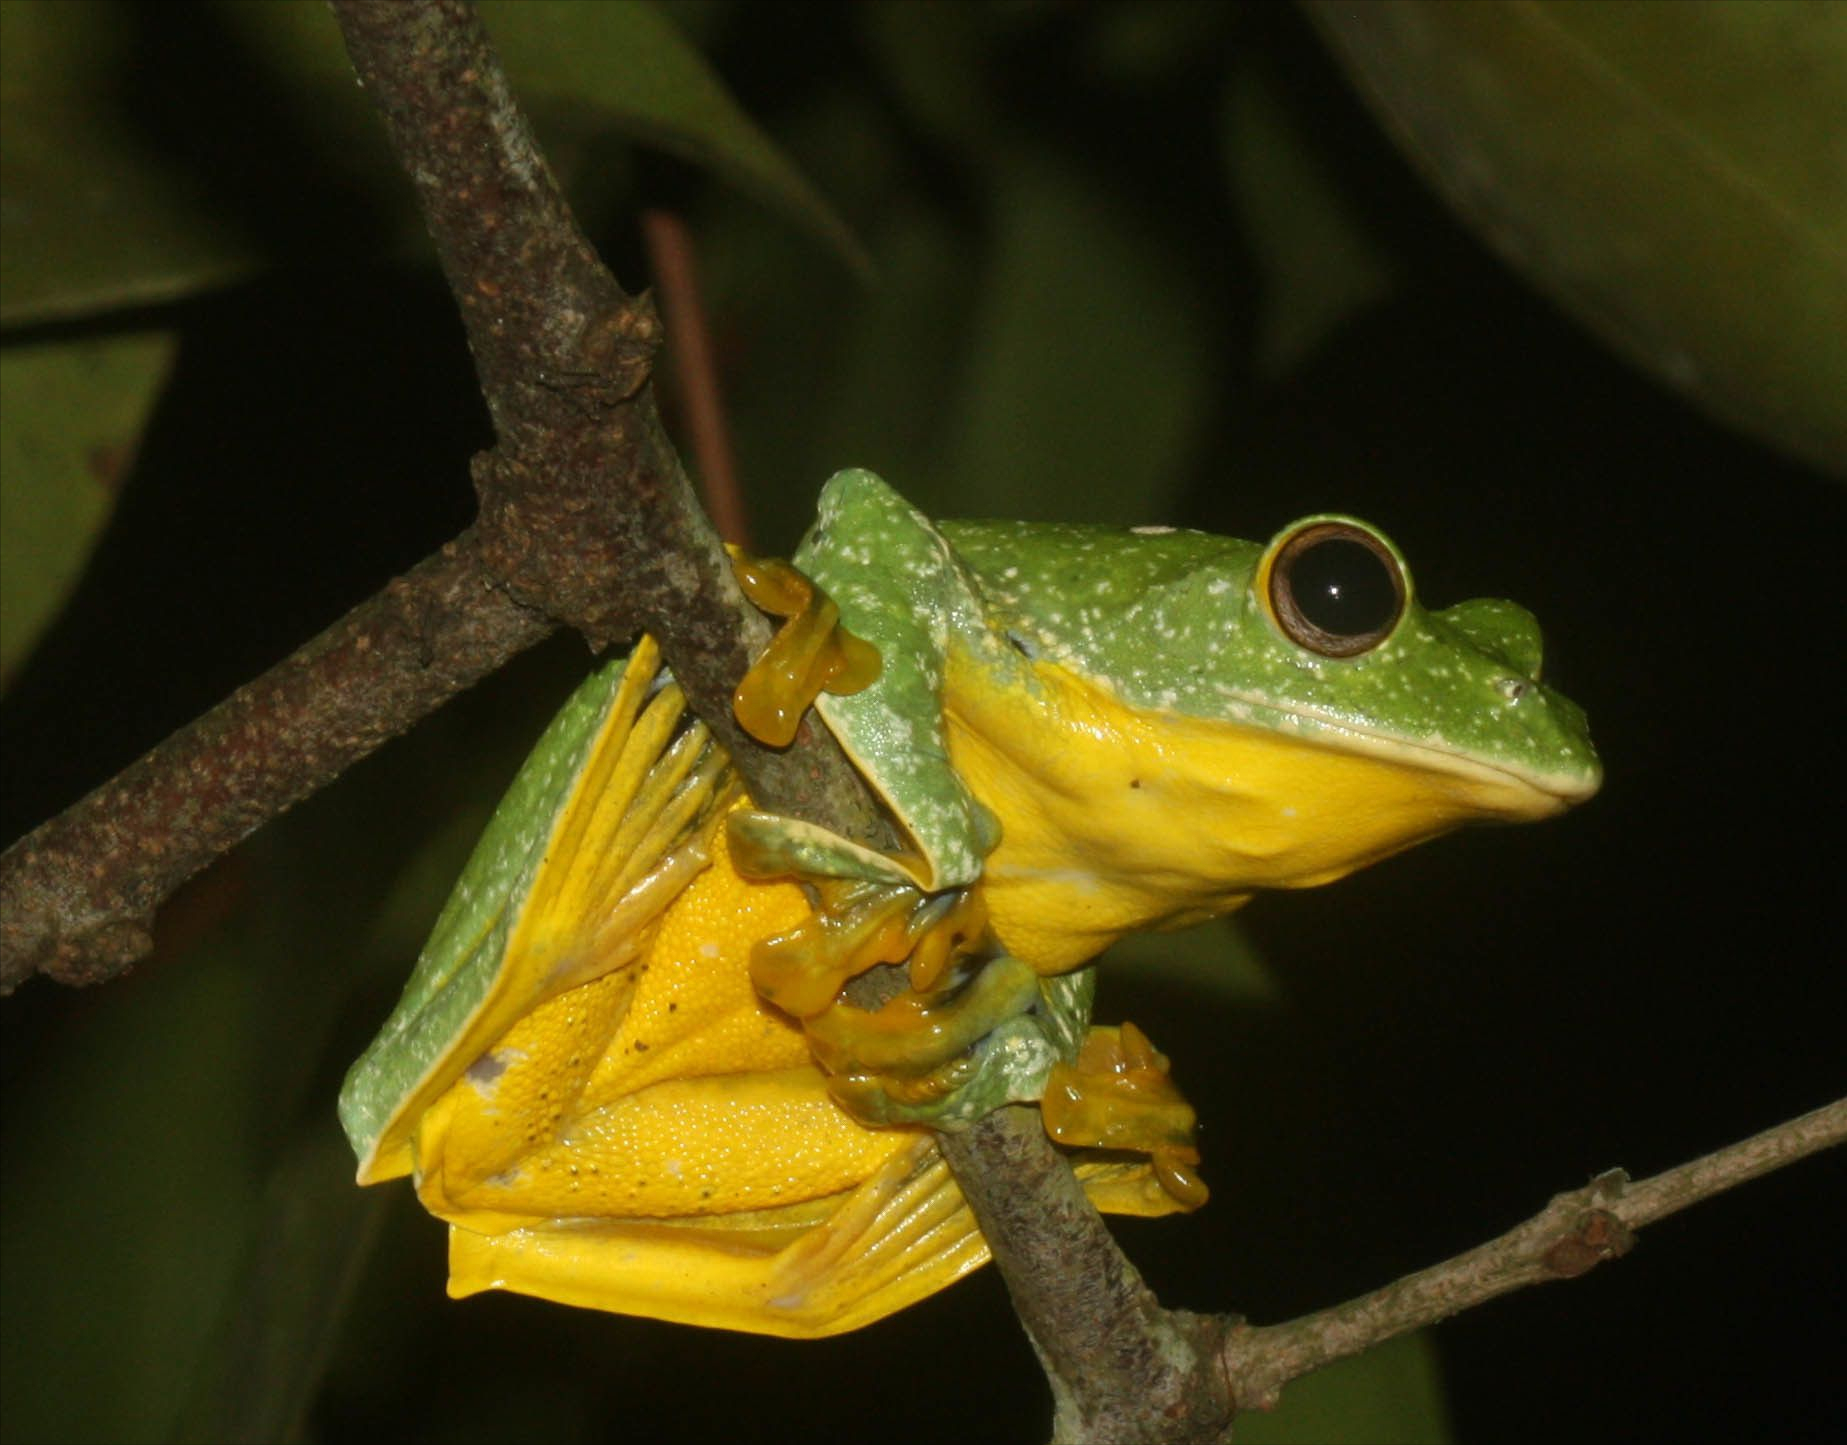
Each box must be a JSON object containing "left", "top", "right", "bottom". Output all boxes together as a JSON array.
[
  {"left": 643, "top": 209, "right": 750, "bottom": 550},
  {"left": 1221, "top": 1097, "right": 1847, "bottom": 1412},
  {"left": 941, "top": 1111, "right": 1234, "bottom": 1443}
]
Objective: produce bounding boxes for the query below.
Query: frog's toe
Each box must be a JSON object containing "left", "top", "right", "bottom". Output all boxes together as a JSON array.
[
  {"left": 824, "top": 1052, "right": 983, "bottom": 1122},
  {"left": 804, "top": 956, "right": 1061, "bottom": 1128},
  {"left": 751, "top": 872, "right": 991, "bottom": 1021},
  {"left": 804, "top": 954, "right": 1040, "bottom": 1078},
  {"left": 751, "top": 881, "right": 918, "bottom": 1019},
  {"left": 731, "top": 553, "right": 880, "bottom": 747},
  {"left": 905, "top": 887, "right": 988, "bottom": 992},
  {"left": 1042, "top": 1021, "right": 1208, "bottom": 1210}
]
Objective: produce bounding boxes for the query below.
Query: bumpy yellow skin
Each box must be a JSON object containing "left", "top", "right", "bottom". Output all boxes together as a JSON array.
[{"left": 414, "top": 824, "right": 891, "bottom": 1226}]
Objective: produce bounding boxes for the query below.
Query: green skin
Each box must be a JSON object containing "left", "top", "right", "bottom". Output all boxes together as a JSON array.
[{"left": 727, "top": 470, "right": 1602, "bottom": 1126}]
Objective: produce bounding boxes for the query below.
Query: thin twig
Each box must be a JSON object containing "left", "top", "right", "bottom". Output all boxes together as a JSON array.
[
  {"left": 941, "top": 1110, "right": 1234, "bottom": 1444},
  {"left": 642, "top": 209, "right": 750, "bottom": 550},
  {"left": 1221, "top": 1097, "right": 1847, "bottom": 1412}
]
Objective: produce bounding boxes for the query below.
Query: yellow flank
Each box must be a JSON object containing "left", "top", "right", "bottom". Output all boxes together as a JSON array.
[
  {"left": 415, "top": 819, "right": 911, "bottom": 1225},
  {"left": 943, "top": 642, "right": 1560, "bottom": 972}
]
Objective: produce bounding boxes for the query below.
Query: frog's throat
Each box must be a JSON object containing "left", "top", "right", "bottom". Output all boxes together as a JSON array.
[
  {"left": 939, "top": 645, "right": 1584, "bottom": 973},
  {"left": 1198, "top": 686, "right": 1601, "bottom": 807}
]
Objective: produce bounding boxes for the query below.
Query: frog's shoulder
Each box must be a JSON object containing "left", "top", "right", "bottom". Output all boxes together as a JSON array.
[{"left": 791, "top": 470, "right": 1003, "bottom": 891}]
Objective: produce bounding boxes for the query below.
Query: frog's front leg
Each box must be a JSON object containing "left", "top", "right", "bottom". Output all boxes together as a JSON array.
[
  {"left": 731, "top": 552, "right": 880, "bottom": 747},
  {"left": 727, "top": 549, "right": 1057, "bottom": 1127},
  {"left": 728, "top": 545, "right": 1206, "bottom": 1194},
  {"left": 734, "top": 806, "right": 1209, "bottom": 1198},
  {"left": 727, "top": 833, "right": 1043, "bottom": 1127}
]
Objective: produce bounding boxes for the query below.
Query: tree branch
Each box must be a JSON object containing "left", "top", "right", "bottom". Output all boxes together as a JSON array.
[
  {"left": 0, "top": 533, "right": 546, "bottom": 991},
  {"left": 0, "top": 0, "right": 877, "bottom": 993},
  {"left": 1221, "top": 1097, "right": 1847, "bottom": 1414},
  {"left": 940, "top": 1110, "right": 1234, "bottom": 1443}
]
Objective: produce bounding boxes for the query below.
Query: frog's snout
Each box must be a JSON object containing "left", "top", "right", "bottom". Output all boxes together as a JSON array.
[{"left": 1434, "top": 597, "right": 1544, "bottom": 681}]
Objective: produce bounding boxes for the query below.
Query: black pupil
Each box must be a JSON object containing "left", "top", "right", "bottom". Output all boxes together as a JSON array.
[{"left": 1290, "top": 538, "right": 1397, "bottom": 638}]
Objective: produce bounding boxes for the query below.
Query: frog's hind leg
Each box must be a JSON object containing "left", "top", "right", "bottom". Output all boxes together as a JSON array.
[
  {"left": 347, "top": 635, "right": 736, "bottom": 1186},
  {"left": 1042, "top": 1021, "right": 1208, "bottom": 1210},
  {"left": 444, "top": 1135, "right": 991, "bottom": 1338}
]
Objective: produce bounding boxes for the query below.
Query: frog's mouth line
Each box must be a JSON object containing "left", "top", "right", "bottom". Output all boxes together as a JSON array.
[{"left": 1225, "top": 697, "right": 1602, "bottom": 812}]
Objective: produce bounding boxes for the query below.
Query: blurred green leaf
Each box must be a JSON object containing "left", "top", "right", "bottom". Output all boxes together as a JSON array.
[
  {"left": 491, "top": 1, "right": 864, "bottom": 270},
  {"left": 1, "top": 0, "right": 859, "bottom": 327},
  {"left": 1222, "top": 60, "right": 1398, "bottom": 378},
  {"left": 858, "top": 2, "right": 998, "bottom": 153},
  {"left": 217, "top": 0, "right": 866, "bottom": 275},
  {"left": 1236, "top": 1332, "right": 1451, "bottom": 1444},
  {"left": 0, "top": 2, "right": 265, "bottom": 324},
  {"left": 944, "top": 148, "right": 1216, "bottom": 521},
  {"left": 0, "top": 915, "right": 269, "bottom": 1445},
  {"left": 171, "top": 1131, "right": 386, "bottom": 1445},
  {"left": 1104, "top": 916, "right": 1280, "bottom": 1007},
  {"left": 1081, "top": 0, "right": 1231, "bottom": 88},
  {"left": 0, "top": 331, "right": 174, "bottom": 688},
  {"left": 1305, "top": 0, "right": 1847, "bottom": 477}
]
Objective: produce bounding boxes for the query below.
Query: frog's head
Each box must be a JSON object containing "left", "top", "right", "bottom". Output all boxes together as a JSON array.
[
  {"left": 1239, "top": 514, "right": 1602, "bottom": 812},
  {"left": 939, "top": 514, "right": 1602, "bottom": 967}
]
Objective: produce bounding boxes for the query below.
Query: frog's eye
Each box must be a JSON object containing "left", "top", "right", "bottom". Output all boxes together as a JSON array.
[{"left": 1267, "top": 521, "right": 1406, "bottom": 657}]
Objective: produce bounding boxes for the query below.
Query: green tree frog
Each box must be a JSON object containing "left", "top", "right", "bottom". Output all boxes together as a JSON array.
[{"left": 339, "top": 469, "right": 1600, "bottom": 1337}]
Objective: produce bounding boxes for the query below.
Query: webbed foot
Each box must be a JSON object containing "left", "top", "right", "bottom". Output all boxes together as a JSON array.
[
  {"left": 1042, "top": 1021, "right": 1208, "bottom": 1209},
  {"left": 746, "top": 872, "right": 1051, "bottom": 1127},
  {"left": 748, "top": 876, "right": 988, "bottom": 1018},
  {"left": 731, "top": 552, "right": 880, "bottom": 746},
  {"left": 727, "top": 772, "right": 1043, "bottom": 1128}
]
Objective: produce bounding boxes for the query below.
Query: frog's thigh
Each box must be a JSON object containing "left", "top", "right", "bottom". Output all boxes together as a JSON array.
[
  {"left": 446, "top": 1134, "right": 991, "bottom": 1338},
  {"left": 412, "top": 963, "right": 637, "bottom": 1221},
  {"left": 440, "top": 1068, "right": 903, "bottom": 1220}
]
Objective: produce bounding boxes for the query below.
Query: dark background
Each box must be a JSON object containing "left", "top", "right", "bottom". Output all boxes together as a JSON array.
[{"left": 3, "top": 4, "right": 1840, "bottom": 1441}]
